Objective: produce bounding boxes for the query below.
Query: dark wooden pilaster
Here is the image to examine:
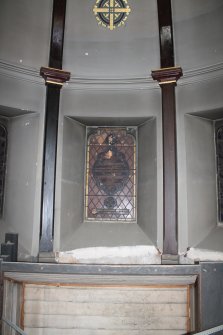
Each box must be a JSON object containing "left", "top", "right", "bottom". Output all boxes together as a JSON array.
[
  {"left": 161, "top": 83, "right": 178, "bottom": 255},
  {"left": 0, "top": 259, "right": 3, "bottom": 332},
  {"left": 49, "top": 0, "right": 67, "bottom": 69},
  {"left": 157, "top": 0, "right": 174, "bottom": 68},
  {"left": 152, "top": 0, "right": 183, "bottom": 260},
  {"left": 152, "top": 68, "right": 182, "bottom": 257},
  {"left": 39, "top": 0, "right": 70, "bottom": 253}
]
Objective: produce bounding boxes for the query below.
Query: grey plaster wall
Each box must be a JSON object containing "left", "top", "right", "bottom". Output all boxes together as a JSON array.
[
  {"left": 57, "top": 117, "right": 157, "bottom": 251},
  {"left": 59, "top": 117, "right": 85, "bottom": 249},
  {"left": 0, "top": 0, "right": 52, "bottom": 68},
  {"left": 176, "top": 75, "right": 223, "bottom": 254},
  {"left": 56, "top": 92, "right": 162, "bottom": 251},
  {"left": 0, "top": 0, "right": 222, "bottom": 259},
  {"left": 58, "top": 88, "right": 163, "bottom": 250},
  {"left": 172, "top": 0, "right": 223, "bottom": 71},
  {"left": 0, "top": 71, "right": 46, "bottom": 259},
  {"left": 0, "top": 0, "right": 48, "bottom": 259},
  {"left": 196, "top": 227, "right": 223, "bottom": 252},
  {"left": 63, "top": 0, "right": 159, "bottom": 78},
  {"left": 185, "top": 115, "right": 216, "bottom": 247},
  {"left": 0, "top": 113, "right": 41, "bottom": 260},
  {"left": 0, "top": 75, "right": 46, "bottom": 115},
  {"left": 60, "top": 89, "right": 161, "bottom": 119},
  {"left": 138, "top": 118, "right": 157, "bottom": 246}
]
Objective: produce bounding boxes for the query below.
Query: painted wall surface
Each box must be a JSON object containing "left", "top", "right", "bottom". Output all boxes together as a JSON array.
[
  {"left": 173, "top": 0, "right": 223, "bottom": 257},
  {"left": 0, "top": 0, "right": 222, "bottom": 260},
  {"left": 57, "top": 88, "right": 163, "bottom": 251},
  {"left": 0, "top": 76, "right": 46, "bottom": 115},
  {"left": 138, "top": 118, "right": 157, "bottom": 246},
  {"left": 59, "top": 118, "right": 85, "bottom": 251},
  {"left": 172, "top": 0, "right": 223, "bottom": 70},
  {"left": 56, "top": 108, "right": 162, "bottom": 252},
  {"left": 0, "top": 0, "right": 52, "bottom": 68},
  {"left": 0, "top": 0, "right": 49, "bottom": 259},
  {"left": 185, "top": 116, "right": 216, "bottom": 247},
  {"left": 176, "top": 76, "right": 223, "bottom": 253},
  {"left": 63, "top": 0, "right": 159, "bottom": 78},
  {"left": 0, "top": 114, "right": 41, "bottom": 259}
]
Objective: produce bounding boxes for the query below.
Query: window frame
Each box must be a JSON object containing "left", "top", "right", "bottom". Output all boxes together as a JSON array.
[{"left": 84, "top": 126, "right": 137, "bottom": 223}]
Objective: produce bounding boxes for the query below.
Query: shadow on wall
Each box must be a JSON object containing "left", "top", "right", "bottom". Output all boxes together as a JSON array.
[
  {"left": 57, "top": 116, "right": 159, "bottom": 262},
  {"left": 0, "top": 106, "right": 40, "bottom": 261},
  {"left": 185, "top": 109, "right": 223, "bottom": 261}
]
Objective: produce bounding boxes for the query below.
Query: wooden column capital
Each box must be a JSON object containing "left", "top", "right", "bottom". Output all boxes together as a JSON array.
[
  {"left": 40, "top": 66, "right": 70, "bottom": 86},
  {"left": 151, "top": 67, "right": 183, "bottom": 85}
]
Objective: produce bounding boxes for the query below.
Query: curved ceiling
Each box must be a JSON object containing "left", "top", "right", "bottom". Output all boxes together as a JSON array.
[
  {"left": 0, "top": 0, "right": 52, "bottom": 69},
  {"left": 172, "top": 0, "right": 223, "bottom": 71},
  {"left": 0, "top": 0, "right": 222, "bottom": 81},
  {"left": 63, "top": 0, "right": 160, "bottom": 79},
  {"left": 63, "top": 0, "right": 223, "bottom": 79}
]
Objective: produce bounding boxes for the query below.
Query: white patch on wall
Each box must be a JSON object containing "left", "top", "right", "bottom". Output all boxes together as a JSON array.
[
  {"left": 56, "top": 245, "right": 161, "bottom": 264},
  {"left": 186, "top": 247, "right": 223, "bottom": 262}
]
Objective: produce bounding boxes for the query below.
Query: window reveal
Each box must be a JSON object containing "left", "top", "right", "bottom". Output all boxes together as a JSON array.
[
  {"left": 85, "top": 127, "right": 136, "bottom": 222},
  {"left": 0, "top": 124, "right": 7, "bottom": 216},
  {"left": 216, "top": 125, "right": 223, "bottom": 222}
]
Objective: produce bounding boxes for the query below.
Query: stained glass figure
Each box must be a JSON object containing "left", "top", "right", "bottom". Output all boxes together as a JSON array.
[{"left": 85, "top": 127, "right": 136, "bottom": 222}]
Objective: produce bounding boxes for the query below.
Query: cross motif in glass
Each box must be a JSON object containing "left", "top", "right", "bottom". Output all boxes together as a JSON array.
[{"left": 93, "top": 0, "right": 131, "bottom": 30}]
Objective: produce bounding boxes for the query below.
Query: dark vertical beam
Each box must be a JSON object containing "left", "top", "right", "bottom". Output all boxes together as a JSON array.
[
  {"left": 157, "top": 0, "right": 174, "bottom": 68},
  {"left": 152, "top": 0, "right": 182, "bottom": 260},
  {"left": 0, "top": 259, "right": 3, "bottom": 331},
  {"left": 39, "top": 0, "right": 70, "bottom": 253},
  {"left": 49, "top": 0, "right": 67, "bottom": 69},
  {"left": 162, "top": 83, "right": 178, "bottom": 254},
  {"left": 39, "top": 85, "right": 61, "bottom": 252}
]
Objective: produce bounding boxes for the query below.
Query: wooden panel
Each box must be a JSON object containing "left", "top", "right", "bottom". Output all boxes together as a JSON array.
[
  {"left": 24, "top": 285, "right": 187, "bottom": 304},
  {"left": 23, "top": 284, "right": 189, "bottom": 334},
  {"left": 24, "top": 314, "right": 187, "bottom": 330},
  {"left": 24, "top": 330, "right": 184, "bottom": 335},
  {"left": 24, "top": 301, "right": 187, "bottom": 317},
  {"left": 2, "top": 279, "right": 23, "bottom": 335},
  {"left": 3, "top": 272, "right": 197, "bottom": 285},
  {"left": 2, "top": 280, "right": 13, "bottom": 335}
]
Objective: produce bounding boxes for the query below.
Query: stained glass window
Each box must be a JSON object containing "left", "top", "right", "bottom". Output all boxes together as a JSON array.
[
  {"left": 85, "top": 127, "right": 136, "bottom": 222},
  {"left": 216, "top": 126, "right": 223, "bottom": 222},
  {"left": 0, "top": 124, "right": 7, "bottom": 216}
]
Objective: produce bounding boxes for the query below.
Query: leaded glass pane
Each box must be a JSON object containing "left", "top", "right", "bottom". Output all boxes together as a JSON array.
[{"left": 85, "top": 127, "right": 136, "bottom": 222}]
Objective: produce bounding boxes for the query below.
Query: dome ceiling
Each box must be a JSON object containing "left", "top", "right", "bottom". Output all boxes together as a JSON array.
[
  {"left": 63, "top": 0, "right": 160, "bottom": 79},
  {"left": 0, "top": 0, "right": 222, "bottom": 81},
  {"left": 63, "top": 0, "right": 223, "bottom": 79},
  {"left": 172, "top": 0, "right": 223, "bottom": 71},
  {"left": 0, "top": 0, "right": 52, "bottom": 69}
]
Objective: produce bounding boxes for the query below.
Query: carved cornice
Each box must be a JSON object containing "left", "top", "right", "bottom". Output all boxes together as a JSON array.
[
  {"left": 151, "top": 67, "right": 183, "bottom": 85},
  {"left": 40, "top": 67, "right": 70, "bottom": 86}
]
